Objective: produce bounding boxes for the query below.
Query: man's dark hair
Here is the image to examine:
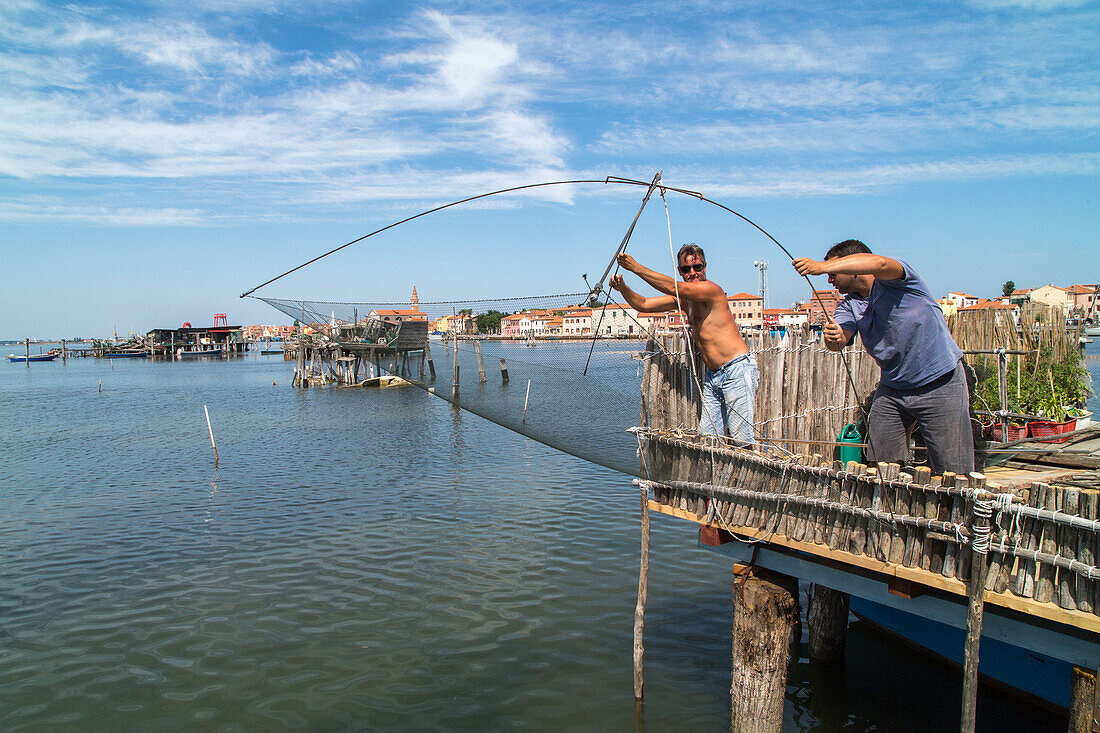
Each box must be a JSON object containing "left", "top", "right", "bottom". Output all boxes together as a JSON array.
[
  {"left": 677, "top": 242, "right": 705, "bottom": 263},
  {"left": 824, "top": 239, "right": 872, "bottom": 260}
]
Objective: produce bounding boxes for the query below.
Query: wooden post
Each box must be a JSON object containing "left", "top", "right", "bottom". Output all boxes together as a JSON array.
[
  {"left": 425, "top": 341, "right": 436, "bottom": 380},
  {"left": 731, "top": 573, "right": 798, "bottom": 733},
  {"left": 452, "top": 335, "right": 459, "bottom": 397},
  {"left": 61, "top": 339, "right": 66, "bottom": 361},
  {"left": 474, "top": 340, "right": 486, "bottom": 382},
  {"left": 1068, "top": 666, "right": 1098, "bottom": 733},
  {"left": 807, "top": 585, "right": 849, "bottom": 663},
  {"left": 633, "top": 481, "right": 650, "bottom": 701},
  {"left": 960, "top": 476, "right": 990, "bottom": 733},
  {"left": 499, "top": 357, "right": 509, "bottom": 383},
  {"left": 25, "top": 337, "right": 29, "bottom": 367}
]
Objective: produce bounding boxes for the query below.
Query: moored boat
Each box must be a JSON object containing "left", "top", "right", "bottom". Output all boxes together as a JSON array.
[
  {"left": 8, "top": 351, "right": 59, "bottom": 362},
  {"left": 177, "top": 346, "right": 223, "bottom": 358}
]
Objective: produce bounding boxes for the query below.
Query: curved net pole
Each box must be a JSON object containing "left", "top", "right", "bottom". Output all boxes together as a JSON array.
[
  {"left": 240, "top": 177, "right": 653, "bottom": 298},
  {"left": 583, "top": 172, "right": 663, "bottom": 376}
]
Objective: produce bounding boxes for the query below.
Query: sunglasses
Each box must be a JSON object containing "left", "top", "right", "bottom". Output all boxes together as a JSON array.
[{"left": 678, "top": 263, "right": 705, "bottom": 274}]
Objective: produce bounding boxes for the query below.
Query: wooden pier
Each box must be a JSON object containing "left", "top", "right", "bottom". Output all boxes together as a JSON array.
[
  {"left": 634, "top": 328, "right": 1099, "bottom": 732},
  {"left": 291, "top": 318, "right": 429, "bottom": 387}
]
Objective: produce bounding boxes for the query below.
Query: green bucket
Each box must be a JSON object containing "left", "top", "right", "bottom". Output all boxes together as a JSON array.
[{"left": 836, "top": 423, "right": 863, "bottom": 464}]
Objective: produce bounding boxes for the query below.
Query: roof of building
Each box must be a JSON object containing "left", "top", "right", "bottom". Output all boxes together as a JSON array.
[
  {"left": 727, "top": 292, "right": 763, "bottom": 301},
  {"left": 960, "top": 299, "right": 1015, "bottom": 311},
  {"left": 1065, "top": 284, "right": 1100, "bottom": 294}
]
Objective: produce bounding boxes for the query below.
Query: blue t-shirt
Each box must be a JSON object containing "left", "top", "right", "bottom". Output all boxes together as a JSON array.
[{"left": 833, "top": 259, "right": 962, "bottom": 390}]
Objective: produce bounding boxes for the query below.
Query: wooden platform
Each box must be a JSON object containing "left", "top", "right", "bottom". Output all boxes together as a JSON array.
[{"left": 651, "top": 499, "right": 1100, "bottom": 636}]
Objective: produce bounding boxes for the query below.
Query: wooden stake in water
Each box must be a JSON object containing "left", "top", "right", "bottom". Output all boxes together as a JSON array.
[
  {"left": 522, "top": 379, "right": 531, "bottom": 423},
  {"left": 633, "top": 480, "right": 651, "bottom": 701},
  {"left": 204, "top": 405, "right": 219, "bottom": 465}
]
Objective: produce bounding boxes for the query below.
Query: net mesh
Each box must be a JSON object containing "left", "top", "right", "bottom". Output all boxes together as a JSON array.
[{"left": 257, "top": 293, "right": 660, "bottom": 477}]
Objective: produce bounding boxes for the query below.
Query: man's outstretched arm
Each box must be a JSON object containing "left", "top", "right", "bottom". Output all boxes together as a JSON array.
[
  {"left": 792, "top": 253, "right": 904, "bottom": 281},
  {"left": 609, "top": 274, "right": 677, "bottom": 312},
  {"left": 616, "top": 253, "right": 723, "bottom": 302}
]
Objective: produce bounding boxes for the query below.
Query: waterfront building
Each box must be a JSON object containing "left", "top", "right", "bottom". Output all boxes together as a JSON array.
[
  {"left": 593, "top": 303, "right": 640, "bottom": 337},
  {"left": 801, "top": 289, "right": 842, "bottom": 325},
  {"left": 637, "top": 310, "right": 667, "bottom": 334},
  {"left": 500, "top": 313, "right": 524, "bottom": 338},
  {"left": 561, "top": 307, "right": 592, "bottom": 336},
  {"left": 1029, "top": 284, "right": 1073, "bottom": 314},
  {"left": 959, "top": 298, "right": 1017, "bottom": 325},
  {"left": 369, "top": 308, "right": 428, "bottom": 324},
  {"left": 1065, "top": 283, "right": 1100, "bottom": 321},
  {"left": 936, "top": 298, "right": 959, "bottom": 318},
  {"left": 1008, "top": 288, "right": 1033, "bottom": 307},
  {"left": 727, "top": 292, "right": 763, "bottom": 329},
  {"left": 944, "top": 291, "right": 980, "bottom": 309}
]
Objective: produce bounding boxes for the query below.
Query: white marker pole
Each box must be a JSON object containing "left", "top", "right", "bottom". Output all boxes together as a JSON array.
[
  {"left": 522, "top": 380, "right": 531, "bottom": 423},
  {"left": 204, "top": 405, "right": 219, "bottom": 465}
]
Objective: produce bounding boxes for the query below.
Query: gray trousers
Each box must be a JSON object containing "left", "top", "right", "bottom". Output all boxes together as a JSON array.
[{"left": 867, "top": 359, "right": 974, "bottom": 475}]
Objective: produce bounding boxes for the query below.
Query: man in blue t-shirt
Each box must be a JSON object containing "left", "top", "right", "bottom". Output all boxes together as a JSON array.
[{"left": 792, "top": 240, "right": 973, "bottom": 474}]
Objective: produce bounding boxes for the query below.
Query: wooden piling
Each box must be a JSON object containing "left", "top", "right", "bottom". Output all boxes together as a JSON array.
[
  {"left": 25, "top": 338, "right": 29, "bottom": 368},
  {"left": 633, "top": 481, "right": 650, "bottom": 701},
  {"left": 731, "top": 573, "right": 798, "bottom": 733},
  {"left": 499, "top": 357, "right": 509, "bottom": 383},
  {"left": 474, "top": 340, "right": 486, "bottom": 383},
  {"left": 960, "top": 478, "right": 990, "bottom": 733},
  {"left": 425, "top": 341, "right": 436, "bottom": 380},
  {"left": 1068, "top": 666, "right": 1098, "bottom": 733},
  {"left": 451, "top": 335, "right": 459, "bottom": 397},
  {"left": 807, "top": 585, "right": 849, "bottom": 663}
]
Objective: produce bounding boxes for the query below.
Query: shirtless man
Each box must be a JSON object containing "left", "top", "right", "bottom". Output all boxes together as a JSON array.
[{"left": 610, "top": 244, "right": 758, "bottom": 443}]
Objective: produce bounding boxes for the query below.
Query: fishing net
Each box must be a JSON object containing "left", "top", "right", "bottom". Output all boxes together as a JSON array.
[
  {"left": 256, "top": 293, "right": 662, "bottom": 477},
  {"left": 248, "top": 176, "right": 877, "bottom": 497}
]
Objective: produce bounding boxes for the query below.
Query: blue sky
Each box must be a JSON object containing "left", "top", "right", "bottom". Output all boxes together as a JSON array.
[{"left": 1, "top": 0, "right": 1097, "bottom": 337}]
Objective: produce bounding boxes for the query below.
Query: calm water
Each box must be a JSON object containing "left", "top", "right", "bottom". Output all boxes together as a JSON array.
[{"left": 4, "top": 347, "right": 1093, "bottom": 731}]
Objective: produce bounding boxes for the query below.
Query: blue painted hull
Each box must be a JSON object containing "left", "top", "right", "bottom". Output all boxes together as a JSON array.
[
  {"left": 850, "top": 597, "right": 1073, "bottom": 711},
  {"left": 9, "top": 352, "right": 58, "bottom": 362}
]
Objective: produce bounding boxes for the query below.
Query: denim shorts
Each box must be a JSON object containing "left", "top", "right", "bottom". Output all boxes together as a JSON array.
[{"left": 700, "top": 354, "right": 759, "bottom": 444}]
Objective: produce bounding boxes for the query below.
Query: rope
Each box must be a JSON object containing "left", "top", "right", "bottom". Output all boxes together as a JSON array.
[{"left": 971, "top": 497, "right": 994, "bottom": 556}]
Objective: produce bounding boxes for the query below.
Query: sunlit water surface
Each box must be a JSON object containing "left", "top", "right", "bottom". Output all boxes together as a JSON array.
[{"left": 4, "top": 344, "right": 1095, "bottom": 731}]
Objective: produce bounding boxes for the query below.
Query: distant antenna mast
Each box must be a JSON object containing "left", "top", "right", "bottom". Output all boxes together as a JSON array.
[{"left": 753, "top": 259, "right": 769, "bottom": 309}]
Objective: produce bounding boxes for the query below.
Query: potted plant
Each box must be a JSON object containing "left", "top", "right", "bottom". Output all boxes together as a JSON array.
[{"left": 1027, "top": 350, "right": 1093, "bottom": 442}]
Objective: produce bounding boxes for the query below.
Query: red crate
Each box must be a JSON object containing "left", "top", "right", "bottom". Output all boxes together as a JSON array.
[{"left": 1028, "top": 419, "right": 1076, "bottom": 443}]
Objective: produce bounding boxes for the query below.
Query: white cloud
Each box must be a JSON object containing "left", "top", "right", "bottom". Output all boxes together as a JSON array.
[{"left": 967, "top": 0, "right": 1091, "bottom": 8}]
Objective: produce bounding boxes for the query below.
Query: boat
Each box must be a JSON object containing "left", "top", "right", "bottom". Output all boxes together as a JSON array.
[
  {"left": 103, "top": 350, "right": 147, "bottom": 358},
  {"left": 1086, "top": 325, "right": 1100, "bottom": 337},
  {"left": 261, "top": 348, "right": 283, "bottom": 355},
  {"left": 8, "top": 351, "right": 59, "bottom": 362},
  {"left": 177, "top": 346, "right": 223, "bottom": 358}
]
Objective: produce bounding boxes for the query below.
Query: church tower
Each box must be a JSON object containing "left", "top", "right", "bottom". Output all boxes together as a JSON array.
[{"left": 410, "top": 285, "right": 420, "bottom": 312}]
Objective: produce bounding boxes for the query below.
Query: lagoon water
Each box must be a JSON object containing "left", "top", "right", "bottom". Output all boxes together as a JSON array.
[{"left": 3, "top": 347, "right": 1094, "bottom": 731}]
